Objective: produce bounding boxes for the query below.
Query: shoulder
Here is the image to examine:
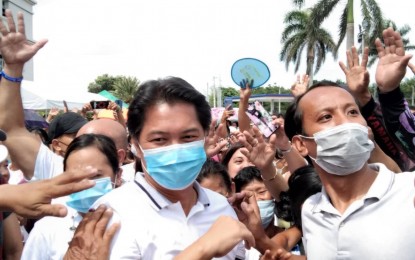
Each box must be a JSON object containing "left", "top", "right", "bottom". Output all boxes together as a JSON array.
[{"left": 199, "top": 187, "right": 238, "bottom": 218}]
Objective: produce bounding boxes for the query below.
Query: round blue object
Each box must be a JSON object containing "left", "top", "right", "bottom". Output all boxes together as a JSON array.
[{"left": 231, "top": 58, "right": 270, "bottom": 88}]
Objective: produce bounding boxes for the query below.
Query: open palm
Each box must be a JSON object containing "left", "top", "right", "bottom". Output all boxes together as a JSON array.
[{"left": 0, "top": 10, "right": 47, "bottom": 67}]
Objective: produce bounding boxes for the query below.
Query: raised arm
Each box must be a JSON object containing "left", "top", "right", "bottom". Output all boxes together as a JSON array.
[
  {"left": 339, "top": 46, "right": 371, "bottom": 106},
  {"left": 375, "top": 27, "right": 412, "bottom": 94},
  {"left": 374, "top": 28, "right": 415, "bottom": 170},
  {"left": 238, "top": 127, "right": 289, "bottom": 201},
  {"left": 238, "top": 79, "right": 253, "bottom": 134},
  {"left": 0, "top": 10, "right": 48, "bottom": 179}
]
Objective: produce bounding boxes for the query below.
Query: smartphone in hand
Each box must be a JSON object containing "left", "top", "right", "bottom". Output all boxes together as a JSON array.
[
  {"left": 245, "top": 101, "right": 278, "bottom": 138},
  {"left": 90, "top": 100, "right": 110, "bottom": 109}
]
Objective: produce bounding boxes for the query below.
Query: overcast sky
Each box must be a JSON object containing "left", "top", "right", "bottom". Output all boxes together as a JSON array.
[{"left": 29, "top": 0, "right": 415, "bottom": 98}]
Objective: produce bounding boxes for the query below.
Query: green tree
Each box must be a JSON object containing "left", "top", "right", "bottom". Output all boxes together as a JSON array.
[
  {"left": 400, "top": 78, "right": 415, "bottom": 106},
  {"left": 87, "top": 74, "right": 122, "bottom": 93},
  {"left": 111, "top": 76, "right": 140, "bottom": 104},
  {"left": 221, "top": 87, "right": 239, "bottom": 98},
  {"left": 309, "top": 0, "right": 384, "bottom": 51},
  {"left": 280, "top": 9, "right": 337, "bottom": 86},
  {"left": 361, "top": 19, "right": 415, "bottom": 67}
]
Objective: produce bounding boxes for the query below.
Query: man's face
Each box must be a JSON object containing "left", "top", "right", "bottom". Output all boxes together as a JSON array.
[
  {"left": 298, "top": 87, "right": 367, "bottom": 158},
  {"left": 134, "top": 101, "right": 205, "bottom": 172},
  {"left": 54, "top": 133, "right": 76, "bottom": 157}
]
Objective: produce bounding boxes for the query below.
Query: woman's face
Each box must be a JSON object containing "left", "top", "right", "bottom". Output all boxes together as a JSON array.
[
  {"left": 240, "top": 180, "right": 272, "bottom": 201},
  {"left": 227, "top": 148, "right": 254, "bottom": 179},
  {"left": 65, "top": 146, "right": 116, "bottom": 182}
]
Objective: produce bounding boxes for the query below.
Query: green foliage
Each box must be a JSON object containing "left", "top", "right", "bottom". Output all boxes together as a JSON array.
[
  {"left": 111, "top": 76, "right": 140, "bottom": 104},
  {"left": 310, "top": 0, "right": 383, "bottom": 50},
  {"left": 87, "top": 74, "right": 123, "bottom": 93},
  {"left": 280, "top": 9, "right": 337, "bottom": 80},
  {"left": 400, "top": 78, "right": 415, "bottom": 106},
  {"left": 221, "top": 87, "right": 239, "bottom": 98}
]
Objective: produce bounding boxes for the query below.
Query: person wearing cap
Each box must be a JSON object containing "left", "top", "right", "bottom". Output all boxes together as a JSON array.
[{"left": 47, "top": 112, "right": 88, "bottom": 157}]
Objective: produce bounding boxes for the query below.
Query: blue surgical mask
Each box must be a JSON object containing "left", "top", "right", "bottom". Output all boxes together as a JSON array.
[
  {"left": 140, "top": 139, "right": 206, "bottom": 190},
  {"left": 258, "top": 200, "right": 275, "bottom": 228},
  {"left": 66, "top": 177, "right": 113, "bottom": 213}
]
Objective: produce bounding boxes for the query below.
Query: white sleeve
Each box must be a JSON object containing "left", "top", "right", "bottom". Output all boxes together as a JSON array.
[
  {"left": 32, "top": 143, "right": 64, "bottom": 181},
  {"left": 21, "top": 222, "right": 50, "bottom": 260}
]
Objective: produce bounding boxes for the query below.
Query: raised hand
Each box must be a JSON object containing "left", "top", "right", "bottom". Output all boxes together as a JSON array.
[
  {"left": 239, "top": 78, "right": 254, "bottom": 89},
  {"left": 339, "top": 46, "right": 371, "bottom": 106},
  {"left": 204, "top": 120, "right": 228, "bottom": 158},
  {"left": 239, "top": 79, "right": 253, "bottom": 101},
  {"left": 0, "top": 10, "right": 47, "bottom": 70},
  {"left": 227, "top": 191, "right": 264, "bottom": 240},
  {"left": 271, "top": 117, "right": 291, "bottom": 151},
  {"left": 290, "top": 74, "right": 309, "bottom": 97},
  {"left": 238, "top": 127, "right": 277, "bottom": 171},
  {"left": 375, "top": 27, "right": 412, "bottom": 93}
]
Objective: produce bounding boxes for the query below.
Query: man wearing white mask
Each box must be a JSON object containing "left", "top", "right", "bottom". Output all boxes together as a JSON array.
[
  {"left": 93, "top": 77, "right": 247, "bottom": 259},
  {"left": 285, "top": 77, "right": 415, "bottom": 259}
]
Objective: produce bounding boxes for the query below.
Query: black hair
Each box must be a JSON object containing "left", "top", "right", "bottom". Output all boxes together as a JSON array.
[
  {"left": 197, "top": 158, "right": 232, "bottom": 194},
  {"left": 63, "top": 134, "right": 119, "bottom": 175},
  {"left": 127, "top": 77, "right": 211, "bottom": 173},
  {"left": 127, "top": 77, "right": 212, "bottom": 140},
  {"left": 28, "top": 126, "right": 49, "bottom": 146},
  {"left": 287, "top": 165, "right": 322, "bottom": 228},
  {"left": 221, "top": 142, "right": 244, "bottom": 169},
  {"left": 284, "top": 80, "right": 345, "bottom": 140},
  {"left": 233, "top": 166, "right": 263, "bottom": 192}
]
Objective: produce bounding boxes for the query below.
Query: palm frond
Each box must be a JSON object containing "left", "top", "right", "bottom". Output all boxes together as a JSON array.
[
  {"left": 310, "top": 0, "right": 340, "bottom": 26},
  {"left": 336, "top": 6, "right": 348, "bottom": 49}
]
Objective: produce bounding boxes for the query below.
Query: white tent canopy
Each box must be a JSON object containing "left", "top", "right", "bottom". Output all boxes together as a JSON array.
[{"left": 21, "top": 81, "right": 108, "bottom": 110}]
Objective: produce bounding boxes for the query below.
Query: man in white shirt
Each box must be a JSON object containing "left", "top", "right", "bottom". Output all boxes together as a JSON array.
[
  {"left": 284, "top": 28, "right": 415, "bottom": 259},
  {"left": 94, "top": 77, "right": 244, "bottom": 259}
]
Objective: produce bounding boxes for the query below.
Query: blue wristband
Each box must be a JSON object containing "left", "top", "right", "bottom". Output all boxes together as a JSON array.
[{"left": 0, "top": 71, "right": 23, "bottom": 83}]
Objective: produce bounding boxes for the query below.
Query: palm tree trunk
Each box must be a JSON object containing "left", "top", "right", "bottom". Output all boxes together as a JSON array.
[
  {"left": 306, "top": 47, "right": 314, "bottom": 87},
  {"left": 346, "top": 0, "right": 355, "bottom": 50}
]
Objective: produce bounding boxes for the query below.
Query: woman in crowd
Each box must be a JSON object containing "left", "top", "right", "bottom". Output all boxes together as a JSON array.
[{"left": 21, "top": 134, "right": 122, "bottom": 259}]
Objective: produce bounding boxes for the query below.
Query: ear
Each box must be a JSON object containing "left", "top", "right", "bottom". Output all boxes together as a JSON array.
[
  {"left": 115, "top": 168, "right": 123, "bottom": 187},
  {"left": 117, "top": 149, "right": 126, "bottom": 166},
  {"left": 51, "top": 139, "right": 62, "bottom": 153},
  {"left": 292, "top": 135, "right": 309, "bottom": 157},
  {"left": 132, "top": 138, "right": 142, "bottom": 160}
]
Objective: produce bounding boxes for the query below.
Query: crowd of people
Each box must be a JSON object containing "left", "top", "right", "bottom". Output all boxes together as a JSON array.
[{"left": 0, "top": 9, "right": 414, "bottom": 260}]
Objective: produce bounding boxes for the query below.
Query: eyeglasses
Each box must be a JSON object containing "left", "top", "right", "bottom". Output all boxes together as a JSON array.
[{"left": 57, "top": 140, "right": 71, "bottom": 147}]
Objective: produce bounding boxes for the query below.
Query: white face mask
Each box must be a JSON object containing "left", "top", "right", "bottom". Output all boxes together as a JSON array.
[{"left": 300, "top": 123, "right": 374, "bottom": 176}]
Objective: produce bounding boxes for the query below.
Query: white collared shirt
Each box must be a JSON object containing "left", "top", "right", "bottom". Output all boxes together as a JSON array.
[
  {"left": 21, "top": 198, "right": 81, "bottom": 260},
  {"left": 94, "top": 173, "right": 244, "bottom": 259},
  {"left": 302, "top": 163, "right": 415, "bottom": 260}
]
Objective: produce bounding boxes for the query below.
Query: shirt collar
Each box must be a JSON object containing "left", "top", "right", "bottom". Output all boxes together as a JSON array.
[
  {"left": 312, "top": 163, "right": 394, "bottom": 214},
  {"left": 134, "top": 172, "right": 211, "bottom": 211}
]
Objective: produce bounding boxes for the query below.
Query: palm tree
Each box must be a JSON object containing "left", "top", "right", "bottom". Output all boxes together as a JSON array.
[
  {"left": 111, "top": 76, "right": 140, "bottom": 104},
  {"left": 280, "top": 9, "right": 337, "bottom": 86},
  {"left": 293, "top": 0, "right": 384, "bottom": 51},
  {"left": 359, "top": 19, "right": 415, "bottom": 67}
]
